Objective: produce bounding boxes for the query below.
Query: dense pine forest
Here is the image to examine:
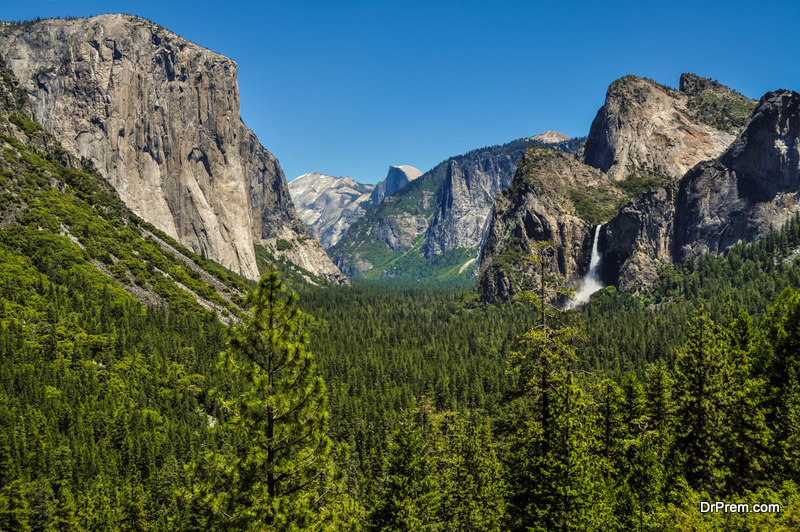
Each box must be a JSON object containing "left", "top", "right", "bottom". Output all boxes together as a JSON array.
[{"left": 3, "top": 55, "right": 800, "bottom": 531}]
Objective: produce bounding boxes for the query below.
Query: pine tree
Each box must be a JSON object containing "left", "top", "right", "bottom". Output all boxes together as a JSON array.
[
  {"left": 644, "top": 360, "right": 673, "bottom": 458},
  {"left": 439, "top": 414, "right": 506, "bottom": 531},
  {"left": 186, "top": 268, "right": 356, "bottom": 530},
  {"left": 724, "top": 309, "right": 769, "bottom": 492},
  {"left": 0, "top": 479, "right": 31, "bottom": 532},
  {"left": 672, "top": 309, "right": 728, "bottom": 494},
  {"left": 370, "top": 406, "right": 441, "bottom": 531},
  {"left": 507, "top": 372, "right": 607, "bottom": 531}
]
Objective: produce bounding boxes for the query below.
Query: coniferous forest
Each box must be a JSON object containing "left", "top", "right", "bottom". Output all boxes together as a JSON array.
[{"left": 3, "top": 26, "right": 800, "bottom": 532}]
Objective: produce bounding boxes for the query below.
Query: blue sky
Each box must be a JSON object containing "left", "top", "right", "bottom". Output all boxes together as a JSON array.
[{"left": 3, "top": 1, "right": 800, "bottom": 183}]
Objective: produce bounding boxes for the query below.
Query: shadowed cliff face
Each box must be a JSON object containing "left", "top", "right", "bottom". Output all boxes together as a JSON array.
[
  {"left": 423, "top": 153, "right": 518, "bottom": 258},
  {"left": 602, "top": 90, "right": 800, "bottom": 292},
  {"left": 582, "top": 75, "right": 752, "bottom": 181},
  {"left": 478, "top": 146, "right": 618, "bottom": 302},
  {"left": 0, "top": 14, "right": 345, "bottom": 283}
]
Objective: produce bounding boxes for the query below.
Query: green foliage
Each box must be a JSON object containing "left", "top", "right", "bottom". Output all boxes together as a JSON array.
[
  {"left": 8, "top": 113, "right": 42, "bottom": 137},
  {"left": 186, "top": 270, "right": 360, "bottom": 530},
  {"left": 568, "top": 186, "right": 626, "bottom": 225},
  {"left": 275, "top": 238, "right": 293, "bottom": 251},
  {"left": 687, "top": 91, "right": 757, "bottom": 134},
  {"left": 614, "top": 167, "right": 672, "bottom": 198},
  {"left": 358, "top": 235, "right": 477, "bottom": 286}
]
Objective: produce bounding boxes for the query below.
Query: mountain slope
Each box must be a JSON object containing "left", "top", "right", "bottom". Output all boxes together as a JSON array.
[
  {"left": 583, "top": 74, "right": 755, "bottom": 181},
  {"left": 0, "top": 54, "right": 251, "bottom": 320},
  {"left": 289, "top": 172, "right": 375, "bottom": 248},
  {"left": 330, "top": 134, "right": 583, "bottom": 283},
  {"left": 0, "top": 14, "right": 345, "bottom": 284},
  {"left": 602, "top": 90, "right": 800, "bottom": 292},
  {"left": 287, "top": 165, "right": 422, "bottom": 249}
]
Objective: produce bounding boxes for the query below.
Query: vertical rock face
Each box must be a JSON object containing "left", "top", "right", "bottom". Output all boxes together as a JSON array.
[
  {"left": 478, "top": 146, "right": 616, "bottom": 301},
  {"left": 582, "top": 75, "right": 750, "bottom": 181},
  {"left": 0, "top": 14, "right": 345, "bottom": 283},
  {"left": 423, "top": 152, "right": 517, "bottom": 258},
  {"left": 370, "top": 165, "right": 422, "bottom": 204},
  {"left": 602, "top": 90, "right": 800, "bottom": 292},
  {"left": 600, "top": 185, "right": 678, "bottom": 292},
  {"left": 674, "top": 90, "right": 800, "bottom": 259}
]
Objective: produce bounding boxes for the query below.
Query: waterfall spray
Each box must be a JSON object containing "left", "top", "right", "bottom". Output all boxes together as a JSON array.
[{"left": 566, "top": 224, "right": 604, "bottom": 309}]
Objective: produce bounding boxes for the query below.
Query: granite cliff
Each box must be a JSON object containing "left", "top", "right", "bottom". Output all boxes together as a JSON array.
[
  {"left": 602, "top": 90, "right": 800, "bottom": 292},
  {"left": 583, "top": 74, "right": 755, "bottom": 181},
  {"left": 0, "top": 14, "right": 345, "bottom": 283},
  {"left": 370, "top": 165, "right": 423, "bottom": 204}
]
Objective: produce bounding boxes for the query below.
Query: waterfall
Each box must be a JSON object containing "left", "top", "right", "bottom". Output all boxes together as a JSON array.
[{"left": 566, "top": 224, "right": 604, "bottom": 309}]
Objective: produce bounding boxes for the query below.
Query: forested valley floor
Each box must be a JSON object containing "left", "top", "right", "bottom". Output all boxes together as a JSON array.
[
  {"left": 4, "top": 212, "right": 800, "bottom": 529},
  {"left": 3, "top": 70, "right": 800, "bottom": 527}
]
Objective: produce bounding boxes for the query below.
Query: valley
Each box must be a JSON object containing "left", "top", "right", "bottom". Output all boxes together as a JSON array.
[{"left": 1, "top": 11, "right": 800, "bottom": 531}]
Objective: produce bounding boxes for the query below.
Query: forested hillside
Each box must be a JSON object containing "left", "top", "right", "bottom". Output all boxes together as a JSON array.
[{"left": 3, "top": 41, "right": 800, "bottom": 531}]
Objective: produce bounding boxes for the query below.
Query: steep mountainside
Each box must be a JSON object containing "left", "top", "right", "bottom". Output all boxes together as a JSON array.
[
  {"left": 0, "top": 14, "right": 345, "bottom": 284},
  {"left": 583, "top": 74, "right": 755, "bottom": 181},
  {"left": 0, "top": 54, "right": 250, "bottom": 320},
  {"left": 288, "top": 165, "right": 421, "bottom": 249},
  {"left": 477, "top": 146, "right": 624, "bottom": 301},
  {"left": 289, "top": 172, "right": 375, "bottom": 248},
  {"left": 330, "top": 134, "right": 583, "bottom": 282},
  {"left": 602, "top": 90, "right": 800, "bottom": 291}
]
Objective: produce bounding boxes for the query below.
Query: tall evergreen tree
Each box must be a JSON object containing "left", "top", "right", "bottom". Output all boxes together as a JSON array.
[
  {"left": 672, "top": 309, "right": 728, "bottom": 494},
  {"left": 439, "top": 414, "right": 506, "bottom": 531},
  {"left": 724, "top": 309, "right": 769, "bottom": 492},
  {"left": 186, "top": 268, "right": 358, "bottom": 530},
  {"left": 370, "top": 406, "right": 441, "bottom": 532}
]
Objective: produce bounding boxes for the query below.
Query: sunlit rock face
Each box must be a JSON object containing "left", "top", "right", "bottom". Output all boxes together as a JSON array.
[{"left": 0, "top": 14, "right": 346, "bottom": 283}]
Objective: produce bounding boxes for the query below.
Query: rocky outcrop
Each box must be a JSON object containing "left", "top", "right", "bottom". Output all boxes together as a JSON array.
[
  {"left": 423, "top": 151, "right": 518, "bottom": 258},
  {"left": 288, "top": 172, "right": 375, "bottom": 248},
  {"left": 674, "top": 90, "right": 800, "bottom": 259},
  {"left": 0, "top": 14, "right": 345, "bottom": 283},
  {"left": 600, "top": 185, "right": 677, "bottom": 291},
  {"left": 370, "top": 165, "right": 422, "bottom": 204},
  {"left": 601, "top": 90, "right": 800, "bottom": 292},
  {"left": 583, "top": 75, "right": 750, "bottom": 181},
  {"left": 530, "top": 130, "right": 571, "bottom": 144},
  {"left": 478, "top": 146, "right": 617, "bottom": 301}
]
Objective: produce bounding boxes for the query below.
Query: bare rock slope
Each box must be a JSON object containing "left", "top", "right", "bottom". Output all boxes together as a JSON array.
[
  {"left": 583, "top": 74, "right": 755, "bottom": 181},
  {"left": 288, "top": 172, "right": 375, "bottom": 249},
  {"left": 602, "top": 90, "right": 800, "bottom": 292},
  {"left": 0, "top": 14, "right": 345, "bottom": 283}
]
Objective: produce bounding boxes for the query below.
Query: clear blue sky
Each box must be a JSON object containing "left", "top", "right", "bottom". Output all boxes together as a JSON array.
[{"left": 3, "top": 1, "right": 800, "bottom": 183}]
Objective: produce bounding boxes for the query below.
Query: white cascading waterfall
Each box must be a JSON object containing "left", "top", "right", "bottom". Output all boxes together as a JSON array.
[{"left": 566, "top": 224, "right": 604, "bottom": 309}]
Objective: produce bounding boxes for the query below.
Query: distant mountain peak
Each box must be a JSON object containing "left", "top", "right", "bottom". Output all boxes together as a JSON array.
[
  {"left": 371, "top": 165, "right": 423, "bottom": 203},
  {"left": 530, "top": 131, "right": 571, "bottom": 144}
]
